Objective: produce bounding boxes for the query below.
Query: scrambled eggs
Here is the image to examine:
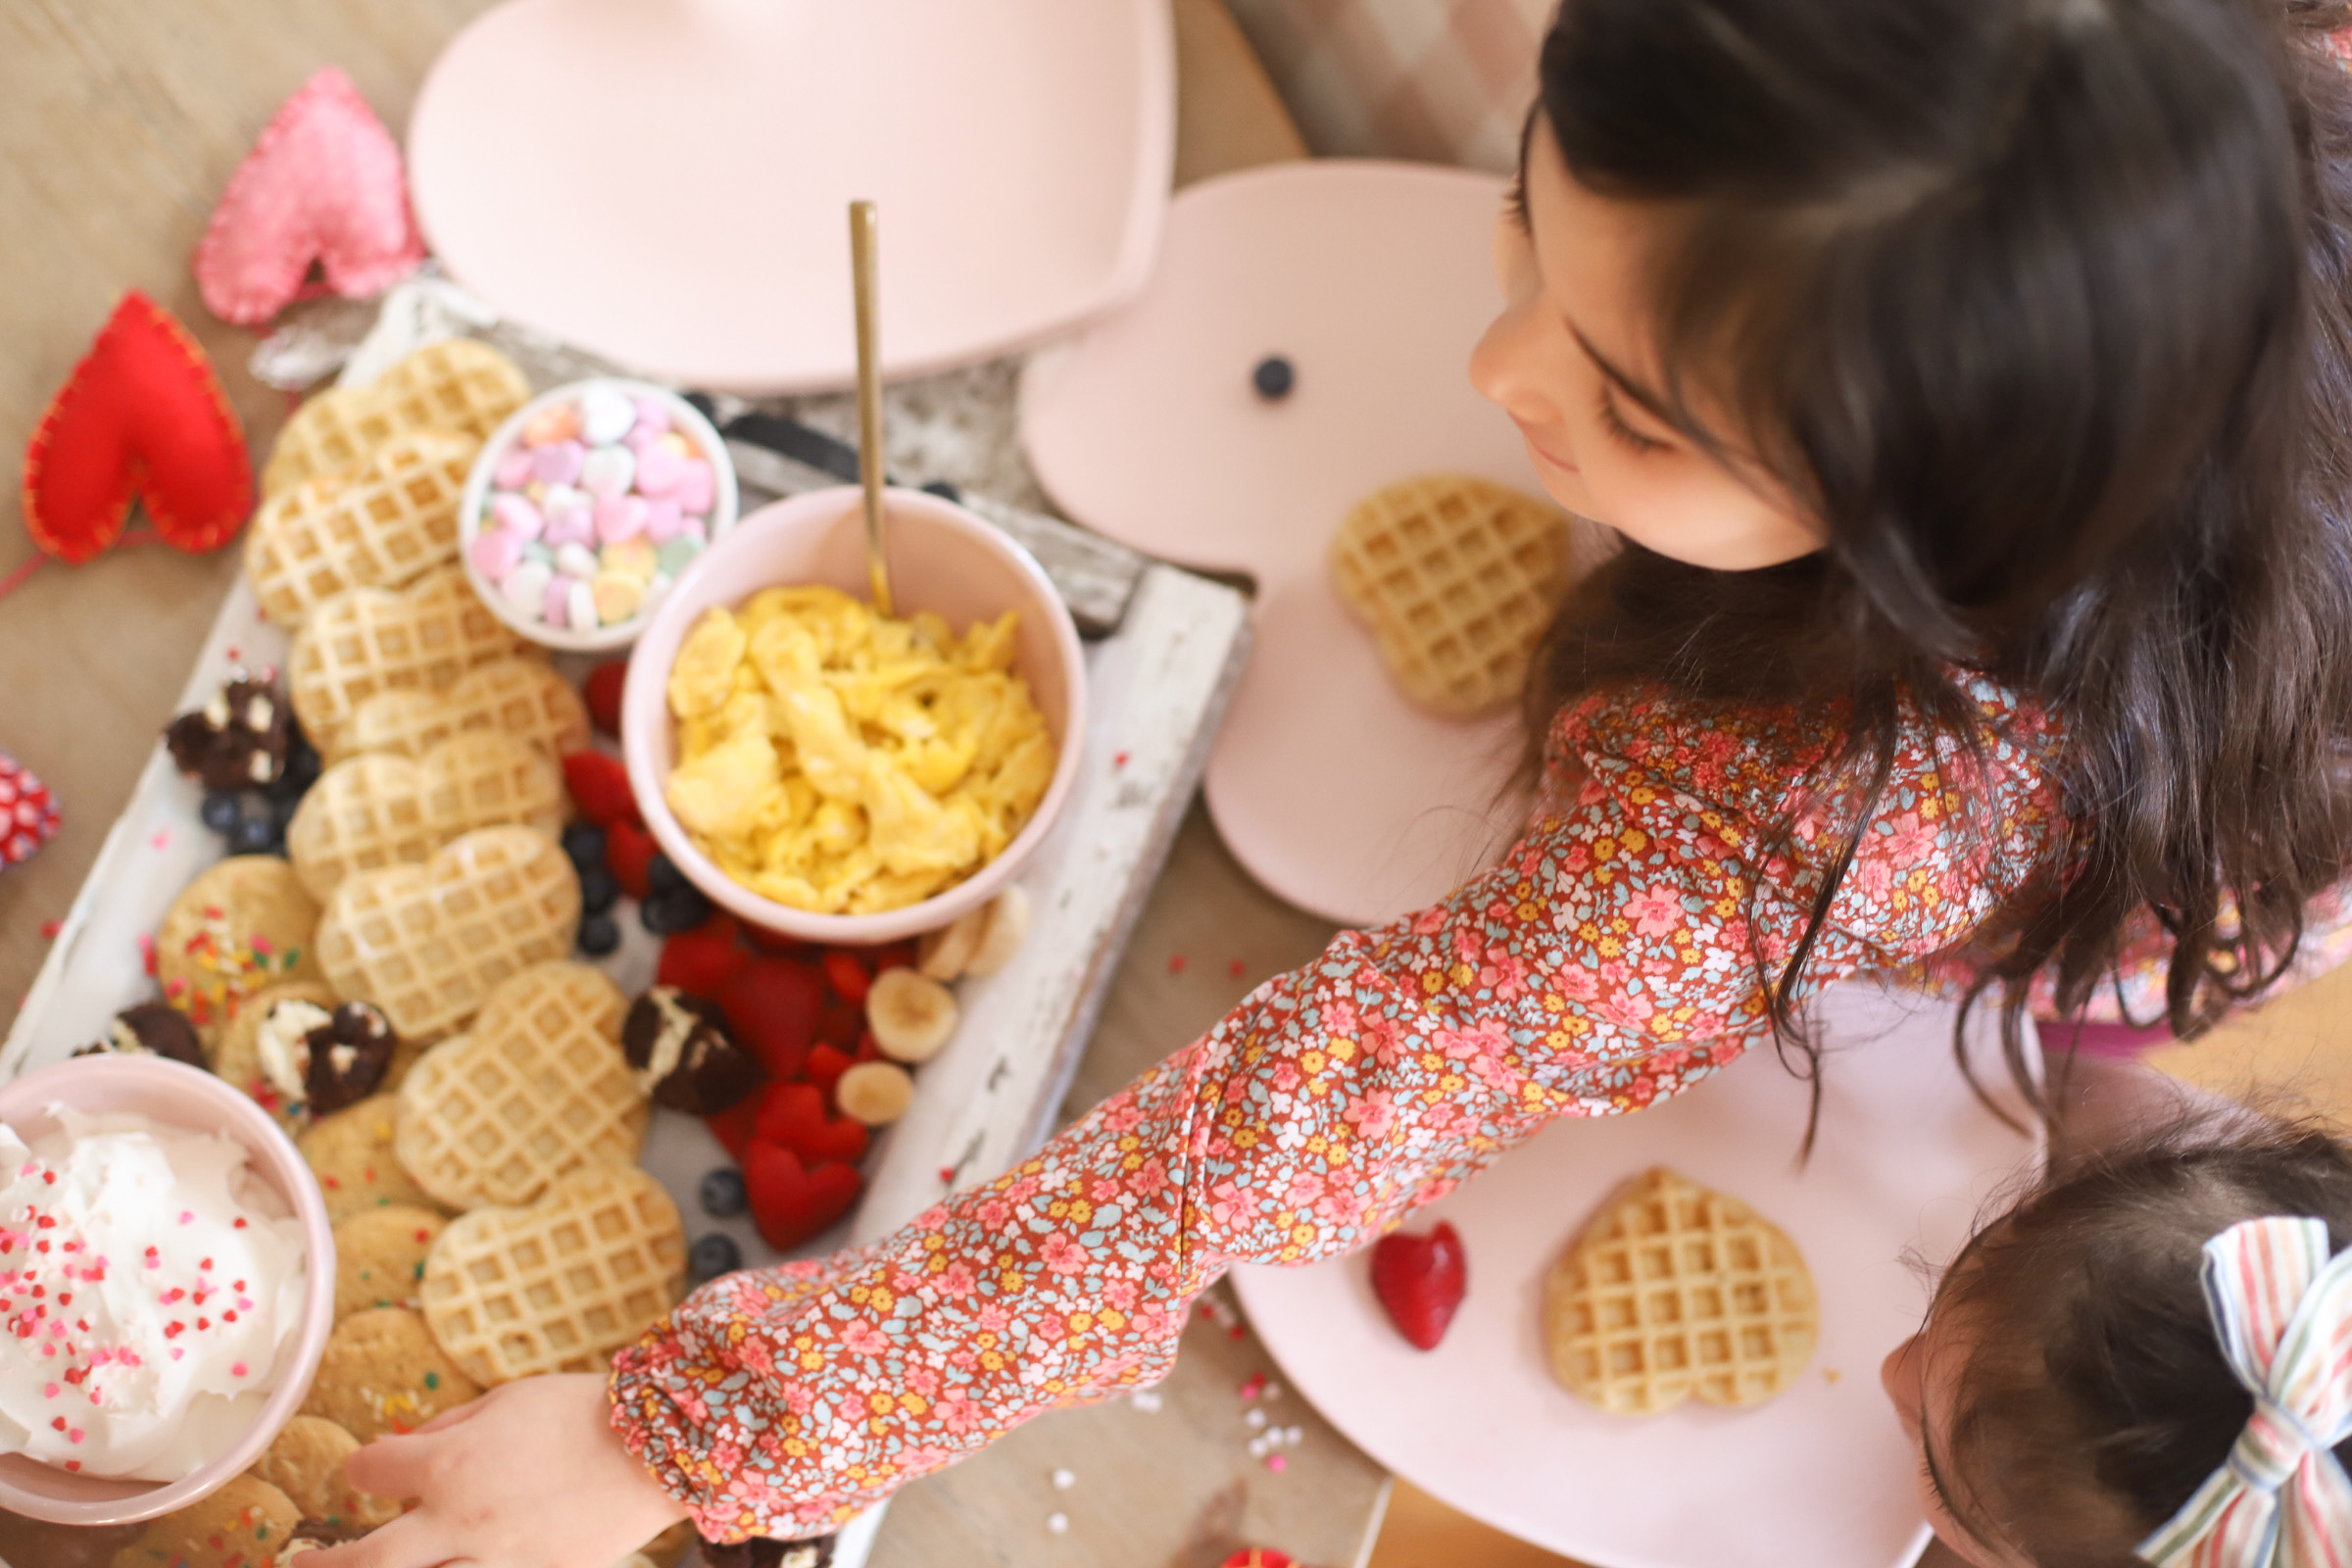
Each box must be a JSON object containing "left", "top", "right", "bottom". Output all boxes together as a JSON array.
[{"left": 663, "top": 586, "right": 1056, "bottom": 914}]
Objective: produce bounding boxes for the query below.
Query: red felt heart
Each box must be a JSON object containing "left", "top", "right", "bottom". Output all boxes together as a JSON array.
[
  {"left": 194, "top": 68, "right": 424, "bottom": 327},
  {"left": 1370, "top": 1220, "right": 1468, "bottom": 1351},
  {"left": 743, "top": 1140, "right": 863, "bottom": 1251},
  {"left": 753, "top": 1082, "right": 870, "bottom": 1168},
  {"left": 0, "top": 754, "right": 60, "bottom": 872},
  {"left": 22, "top": 292, "right": 252, "bottom": 565}
]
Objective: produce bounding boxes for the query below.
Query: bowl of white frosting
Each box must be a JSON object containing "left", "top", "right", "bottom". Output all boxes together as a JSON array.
[{"left": 0, "top": 1054, "right": 334, "bottom": 1525}]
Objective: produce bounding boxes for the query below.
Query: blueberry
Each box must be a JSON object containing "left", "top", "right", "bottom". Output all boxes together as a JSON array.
[
  {"left": 269, "top": 790, "right": 303, "bottom": 830},
  {"left": 641, "top": 884, "right": 712, "bottom": 937},
  {"left": 699, "top": 1167, "right": 749, "bottom": 1219},
  {"left": 578, "top": 864, "right": 621, "bottom": 915},
  {"left": 226, "top": 814, "right": 278, "bottom": 856},
  {"left": 646, "top": 852, "right": 689, "bottom": 898},
  {"left": 562, "top": 822, "right": 609, "bottom": 874},
  {"left": 690, "top": 1232, "right": 744, "bottom": 1283},
  {"left": 199, "top": 792, "right": 241, "bottom": 835},
  {"left": 1252, "top": 355, "right": 1296, "bottom": 401},
  {"left": 270, "top": 727, "right": 321, "bottom": 800},
  {"left": 576, "top": 911, "right": 621, "bottom": 956}
]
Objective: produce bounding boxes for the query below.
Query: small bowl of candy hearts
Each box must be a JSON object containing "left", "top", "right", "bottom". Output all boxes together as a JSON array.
[{"left": 459, "top": 377, "right": 739, "bottom": 654}]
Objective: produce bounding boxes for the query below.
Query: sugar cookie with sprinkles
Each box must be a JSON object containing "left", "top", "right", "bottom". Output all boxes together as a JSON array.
[
  {"left": 299, "top": 1094, "right": 450, "bottom": 1224},
  {"left": 301, "top": 1306, "right": 481, "bottom": 1443},
  {"left": 154, "top": 856, "right": 324, "bottom": 1048},
  {"left": 105, "top": 1470, "right": 301, "bottom": 1568},
  {"left": 332, "top": 1204, "right": 446, "bottom": 1318},
  {"left": 253, "top": 1415, "right": 402, "bottom": 1535}
]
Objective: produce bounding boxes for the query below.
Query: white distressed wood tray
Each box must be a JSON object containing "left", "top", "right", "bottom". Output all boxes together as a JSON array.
[{"left": 2, "top": 284, "right": 1252, "bottom": 1567}]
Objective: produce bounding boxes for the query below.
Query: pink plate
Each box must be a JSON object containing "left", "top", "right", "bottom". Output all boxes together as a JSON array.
[
  {"left": 1229, "top": 988, "right": 2039, "bottom": 1568},
  {"left": 408, "top": 0, "right": 1173, "bottom": 393},
  {"left": 1020, "top": 161, "right": 1599, "bottom": 928}
]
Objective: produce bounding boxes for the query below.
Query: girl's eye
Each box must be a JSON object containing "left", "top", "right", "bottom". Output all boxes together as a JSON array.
[
  {"left": 1595, "top": 384, "right": 1669, "bottom": 455},
  {"left": 1504, "top": 173, "right": 1531, "bottom": 230}
]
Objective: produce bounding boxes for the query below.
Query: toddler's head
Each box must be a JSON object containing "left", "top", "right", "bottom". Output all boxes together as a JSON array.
[{"left": 1886, "top": 1116, "right": 2352, "bottom": 1566}]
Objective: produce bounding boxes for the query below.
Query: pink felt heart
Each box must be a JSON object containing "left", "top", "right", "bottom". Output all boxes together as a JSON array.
[{"left": 194, "top": 68, "right": 425, "bottom": 327}]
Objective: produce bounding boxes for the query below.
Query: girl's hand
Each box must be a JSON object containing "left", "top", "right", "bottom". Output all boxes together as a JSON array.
[{"left": 301, "top": 1373, "right": 692, "bottom": 1568}]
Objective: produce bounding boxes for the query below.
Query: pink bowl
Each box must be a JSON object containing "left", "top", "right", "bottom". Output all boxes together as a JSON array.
[
  {"left": 621, "top": 485, "right": 1088, "bottom": 944},
  {"left": 0, "top": 1055, "right": 337, "bottom": 1525}
]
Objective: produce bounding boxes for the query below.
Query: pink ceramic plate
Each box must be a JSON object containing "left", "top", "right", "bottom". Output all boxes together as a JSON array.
[
  {"left": 1020, "top": 161, "right": 1598, "bottom": 928},
  {"left": 1229, "top": 988, "right": 2038, "bottom": 1568},
  {"left": 408, "top": 0, "right": 1173, "bottom": 393}
]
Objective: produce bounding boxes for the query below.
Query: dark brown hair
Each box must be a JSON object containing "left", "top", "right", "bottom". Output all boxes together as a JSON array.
[
  {"left": 1935, "top": 1114, "right": 2352, "bottom": 1564},
  {"left": 1525, "top": 0, "right": 2352, "bottom": 1107}
]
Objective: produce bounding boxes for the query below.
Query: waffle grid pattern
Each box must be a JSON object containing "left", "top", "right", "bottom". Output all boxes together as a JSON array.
[
  {"left": 338, "top": 658, "right": 591, "bottom": 764},
  {"left": 394, "top": 962, "right": 647, "bottom": 1210},
  {"left": 288, "top": 732, "right": 565, "bottom": 901},
  {"left": 420, "top": 1166, "right": 685, "bottom": 1386},
  {"left": 289, "top": 566, "right": 528, "bottom": 753},
  {"left": 1330, "top": 474, "right": 1569, "bottom": 716},
  {"left": 265, "top": 339, "right": 530, "bottom": 497},
  {"left": 247, "top": 429, "right": 478, "bottom": 626},
  {"left": 316, "top": 825, "right": 580, "bottom": 1041},
  {"left": 1544, "top": 1167, "right": 1819, "bottom": 1415}
]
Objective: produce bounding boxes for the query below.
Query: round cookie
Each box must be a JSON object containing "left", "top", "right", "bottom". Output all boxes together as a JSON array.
[
  {"left": 300, "top": 1094, "right": 452, "bottom": 1224},
  {"left": 215, "top": 979, "right": 342, "bottom": 1128},
  {"left": 301, "top": 1306, "right": 482, "bottom": 1443},
  {"left": 156, "top": 856, "right": 324, "bottom": 1047},
  {"left": 106, "top": 1472, "right": 301, "bottom": 1568},
  {"left": 0, "top": 1506, "right": 141, "bottom": 1568},
  {"left": 254, "top": 1414, "right": 403, "bottom": 1534},
  {"left": 333, "top": 1204, "right": 447, "bottom": 1318}
]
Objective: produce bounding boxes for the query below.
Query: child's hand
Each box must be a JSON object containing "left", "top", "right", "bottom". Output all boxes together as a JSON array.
[{"left": 300, "top": 1372, "right": 691, "bottom": 1568}]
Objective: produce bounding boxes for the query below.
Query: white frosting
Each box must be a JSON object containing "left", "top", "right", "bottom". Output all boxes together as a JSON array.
[
  {"left": 0, "top": 1107, "right": 307, "bottom": 1481},
  {"left": 635, "top": 995, "right": 699, "bottom": 1097},
  {"left": 255, "top": 1002, "right": 332, "bottom": 1104}
]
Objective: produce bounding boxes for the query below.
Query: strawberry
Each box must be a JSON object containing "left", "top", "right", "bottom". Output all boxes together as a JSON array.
[
  {"left": 715, "top": 956, "right": 824, "bottom": 1082},
  {"left": 853, "top": 1028, "right": 884, "bottom": 1064},
  {"left": 814, "top": 995, "right": 863, "bottom": 1050},
  {"left": 753, "top": 1082, "right": 870, "bottom": 1167},
  {"left": 743, "top": 923, "right": 812, "bottom": 958},
  {"left": 604, "top": 819, "right": 658, "bottom": 901},
  {"left": 806, "top": 1043, "right": 854, "bottom": 1102},
  {"left": 871, "top": 940, "right": 916, "bottom": 975},
  {"left": 561, "top": 750, "right": 641, "bottom": 828},
  {"left": 1370, "top": 1220, "right": 1468, "bottom": 1350},
  {"left": 704, "top": 1100, "right": 760, "bottom": 1164},
  {"left": 658, "top": 914, "right": 748, "bottom": 997},
  {"left": 820, "top": 949, "right": 872, "bottom": 1004},
  {"left": 743, "top": 1140, "right": 863, "bottom": 1250},
  {"left": 582, "top": 660, "right": 629, "bottom": 737}
]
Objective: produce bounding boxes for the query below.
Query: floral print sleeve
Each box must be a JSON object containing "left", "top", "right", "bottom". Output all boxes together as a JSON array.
[{"left": 607, "top": 678, "right": 2064, "bottom": 1542}]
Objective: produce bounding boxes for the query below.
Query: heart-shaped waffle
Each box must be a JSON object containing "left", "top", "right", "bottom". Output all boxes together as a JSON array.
[
  {"left": 419, "top": 1165, "right": 684, "bottom": 1385},
  {"left": 246, "top": 428, "right": 479, "bottom": 627},
  {"left": 1329, "top": 473, "right": 1572, "bottom": 718},
  {"left": 394, "top": 961, "right": 646, "bottom": 1210},
  {"left": 1543, "top": 1167, "right": 1818, "bottom": 1416},
  {"left": 315, "top": 825, "right": 579, "bottom": 1041},
  {"left": 287, "top": 730, "right": 565, "bottom": 901},
  {"left": 264, "top": 338, "right": 528, "bottom": 498},
  {"left": 289, "top": 565, "right": 530, "bottom": 755},
  {"left": 332, "top": 657, "right": 591, "bottom": 765}
]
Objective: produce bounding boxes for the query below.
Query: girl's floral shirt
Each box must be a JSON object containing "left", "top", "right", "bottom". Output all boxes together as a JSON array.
[{"left": 611, "top": 672, "right": 2327, "bottom": 1541}]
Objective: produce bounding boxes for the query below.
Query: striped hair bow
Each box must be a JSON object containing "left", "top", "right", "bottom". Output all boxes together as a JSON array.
[{"left": 2139, "top": 1216, "right": 2352, "bottom": 1568}]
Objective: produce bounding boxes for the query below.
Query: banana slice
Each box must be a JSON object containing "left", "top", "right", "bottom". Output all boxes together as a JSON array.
[
  {"left": 866, "top": 968, "right": 959, "bottom": 1062},
  {"left": 836, "top": 1060, "right": 914, "bottom": 1125},
  {"left": 965, "top": 885, "right": 1032, "bottom": 977},
  {"left": 917, "top": 906, "right": 987, "bottom": 982}
]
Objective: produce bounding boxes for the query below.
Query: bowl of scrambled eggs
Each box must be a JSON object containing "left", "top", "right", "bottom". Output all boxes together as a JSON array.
[{"left": 620, "top": 484, "right": 1088, "bottom": 944}]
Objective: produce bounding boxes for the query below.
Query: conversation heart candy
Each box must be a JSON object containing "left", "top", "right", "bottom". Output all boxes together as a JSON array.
[
  {"left": 469, "top": 525, "right": 524, "bottom": 581},
  {"left": 643, "top": 499, "right": 684, "bottom": 543},
  {"left": 543, "top": 571, "right": 575, "bottom": 628},
  {"left": 634, "top": 442, "right": 686, "bottom": 496},
  {"left": 577, "top": 384, "right": 636, "bottom": 446},
  {"left": 519, "top": 541, "right": 553, "bottom": 567},
  {"left": 567, "top": 577, "right": 599, "bottom": 631},
  {"left": 532, "top": 439, "right": 585, "bottom": 487},
  {"left": 672, "top": 457, "right": 715, "bottom": 516},
  {"left": 579, "top": 444, "right": 636, "bottom": 501},
  {"left": 603, "top": 537, "right": 658, "bottom": 582},
  {"left": 594, "top": 496, "right": 649, "bottom": 544},
  {"left": 502, "top": 559, "right": 553, "bottom": 613},
  {"left": 489, "top": 492, "right": 543, "bottom": 539},
  {"left": 555, "top": 542, "right": 601, "bottom": 580},
  {"left": 656, "top": 534, "right": 705, "bottom": 577},
  {"left": 544, "top": 499, "right": 596, "bottom": 549},
  {"left": 494, "top": 444, "right": 535, "bottom": 489},
  {"left": 630, "top": 397, "right": 671, "bottom": 436},
  {"left": 521, "top": 402, "right": 579, "bottom": 447},
  {"left": 590, "top": 570, "right": 644, "bottom": 624}
]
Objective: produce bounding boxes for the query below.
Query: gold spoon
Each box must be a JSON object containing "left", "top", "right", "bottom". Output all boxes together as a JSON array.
[{"left": 850, "top": 199, "right": 893, "bottom": 615}]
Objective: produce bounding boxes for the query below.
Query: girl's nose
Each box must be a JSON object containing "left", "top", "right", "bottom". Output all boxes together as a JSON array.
[{"left": 1470, "top": 294, "right": 1557, "bottom": 426}]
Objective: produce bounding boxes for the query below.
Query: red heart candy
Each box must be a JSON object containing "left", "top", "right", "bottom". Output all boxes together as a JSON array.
[
  {"left": 703, "top": 1100, "right": 760, "bottom": 1165},
  {"left": 604, "top": 818, "right": 658, "bottom": 901},
  {"left": 0, "top": 754, "right": 61, "bottom": 871},
  {"left": 806, "top": 1043, "right": 855, "bottom": 1103},
  {"left": 658, "top": 914, "right": 748, "bottom": 997},
  {"left": 563, "top": 750, "right": 642, "bottom": 829},
  {"left": 753, "top": 1082, "right": 870, "bottom": 1168},
  {"left": 1370, "top": 1220, "right": 1468, "bottom": 1351},
  {"left": 716, "top": 956, "right": 825, "bottom": 1082},
  {"left": 194, "top": 68, "right": 424, "bottom": 327},
  {"left": 742, "top": 1141, "right": 863, "bottom": 1251},
  {"left": 23, "top": 292, "right": 252, "bottom": 565}
]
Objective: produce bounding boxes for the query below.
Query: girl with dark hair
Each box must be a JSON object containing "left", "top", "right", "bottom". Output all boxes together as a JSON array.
[{"left": 309, "top": 0, "right": 2352, "bottom": 1564}]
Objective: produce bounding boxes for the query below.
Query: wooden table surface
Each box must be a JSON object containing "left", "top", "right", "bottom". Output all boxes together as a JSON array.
[{"left": 6, "top": 5, "right": 2350, "bottom": 1568}]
